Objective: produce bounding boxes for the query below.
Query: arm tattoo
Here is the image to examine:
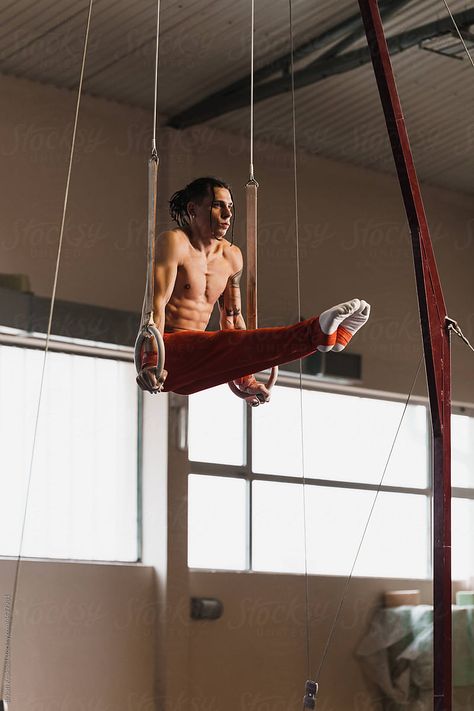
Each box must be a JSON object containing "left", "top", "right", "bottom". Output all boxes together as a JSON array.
[
  {"left": 228, "top": 270, "right": 242, "bottom": 315},
  {"left": 230, "top": 269, "right": 242, "bottom": 287},
  {"left": 219, "top": 269, "right": 242, "bottom": 317}
]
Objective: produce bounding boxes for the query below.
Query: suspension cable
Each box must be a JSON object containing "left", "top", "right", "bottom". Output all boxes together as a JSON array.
[
  {"left": 140, "top": 0, "right": 162, "bottom": 326},
  {"left": 287, "top": 0, "right": 314, "bottom": 695},
  {"left": 0, "top": 1, "right": 94, "bottom": 703},
  {"left": 286, "top": 3, "right": 431, "bottom": 701},
  {"left": 249, "top": 0, "right": 255, "bottom": 180},
  {"left": 152, "top": 0, "right": 161, "bottom": 157}
]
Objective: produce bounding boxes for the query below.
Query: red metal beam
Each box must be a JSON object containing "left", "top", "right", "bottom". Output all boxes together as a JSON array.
[{"left": 357, "top": 2, "right": 452, "bottom": 710}]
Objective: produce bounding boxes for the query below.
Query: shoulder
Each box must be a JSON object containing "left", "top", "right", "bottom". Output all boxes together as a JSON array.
[
  {"left": 223, "top": 242, "right": 243, "bottom": 275},
  {"left": 156, "top": 229, "right": 188, "bottom": 261},
  {"left": 158, "top": 228, "right": 188, "bottom": 246}
]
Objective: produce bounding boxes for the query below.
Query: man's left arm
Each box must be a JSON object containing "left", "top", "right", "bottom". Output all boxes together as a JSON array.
[
  {"left": 218, "top": 250, "right": 270, "bottom": 404},
  {"left": 218, "top": 268, "right": 246, "bottom": 331}
]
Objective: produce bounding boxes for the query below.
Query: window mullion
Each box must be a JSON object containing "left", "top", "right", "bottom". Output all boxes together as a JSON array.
[{"left": 246, "top": 403, "right": 253, "bottom": 571}]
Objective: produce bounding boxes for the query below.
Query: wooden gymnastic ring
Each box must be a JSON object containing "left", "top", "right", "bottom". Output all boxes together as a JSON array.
[
  {"left": 134, "top": 324, "right": 166, "bottom": 393},
  {"left": 228, "top": 366, "right": 278, "bottom": 403}
]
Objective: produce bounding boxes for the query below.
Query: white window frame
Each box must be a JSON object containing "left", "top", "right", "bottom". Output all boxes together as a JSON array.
[
  {"left": 0, "top": 326, "right": 142, "bottom": 564},
  {"left": 188, "top": 370, "right": 474, "bottom": 577}
]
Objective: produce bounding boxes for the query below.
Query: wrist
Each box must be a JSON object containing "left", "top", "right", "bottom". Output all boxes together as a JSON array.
[{"left": 234, "top": 374, "right": 257, "bottom": 389}]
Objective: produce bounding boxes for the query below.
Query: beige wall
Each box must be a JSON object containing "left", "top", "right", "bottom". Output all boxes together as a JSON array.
[
  {"left": 188, "top": 571, "right": 432, "bottom": 711},
  {"left": 1, "top": 73, "right": 473, "bottom": 401},
  {"left": 0, "top": 73, "right": 150, "bottom": 313},
  {"left": 187, "top": 572, "right": 474, "bottom": 711},
  {"left": 0, "top": 559, "right": 156, "bottom": 710},
  {"left": 1, "top": 72, "right": 473, "bottom": 710}
]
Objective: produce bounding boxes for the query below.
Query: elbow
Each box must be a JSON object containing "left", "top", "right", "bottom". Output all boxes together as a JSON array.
[{"left": 220, "top": 316, "right": 235, "bottom": 331}]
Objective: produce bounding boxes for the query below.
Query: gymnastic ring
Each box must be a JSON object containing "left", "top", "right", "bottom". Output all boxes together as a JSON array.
[
  {"left": 134, "top": 324, "right": 166, "bottom": 393},
  {"left": 228, "top": 366, "right": 278, "bottom": 404}
]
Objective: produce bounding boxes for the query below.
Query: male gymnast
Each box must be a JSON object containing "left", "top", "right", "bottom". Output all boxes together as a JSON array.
[{"left": 138, "top": 177, "right": 370, "bottom": 406}]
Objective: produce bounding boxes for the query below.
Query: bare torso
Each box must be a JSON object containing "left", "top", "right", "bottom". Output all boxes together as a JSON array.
[{"left": 163, "top": 229, "right": 238, "bottom": 332}]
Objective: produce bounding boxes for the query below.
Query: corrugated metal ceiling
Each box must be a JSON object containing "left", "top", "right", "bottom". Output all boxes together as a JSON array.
[{"left": 0, "top": 0, "right": 473, "bottom": 194}]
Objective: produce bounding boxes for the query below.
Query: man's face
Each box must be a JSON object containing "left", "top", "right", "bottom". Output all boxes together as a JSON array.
[{"left": 190, "top": 187, "right": 233, "bottom": 239}]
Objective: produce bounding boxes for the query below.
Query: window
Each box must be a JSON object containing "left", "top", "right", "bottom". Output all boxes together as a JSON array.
[
  {"left": 452, "top": 413, "right": 474, "bottom": 489},
  {"left": 0, "top": 342, "right": 139, "bottom": 562},
  {"left": 452, "top": 412, "right": 474, "bottom": 580},
  {"left": 253, "top": 388, "right": 428, "bottom": 487},
  {"left": 188, "top": 380, "right": 474, "bottom": 580},
  {"left": 188, "top": 385, "right": 245, "bottom": 466},
  {"left": 188, "top": 474, "right": 247, "bottom": 570}
]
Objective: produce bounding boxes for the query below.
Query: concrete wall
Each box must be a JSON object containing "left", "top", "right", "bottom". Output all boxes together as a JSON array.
[{"left": 1, "top": 72, "right": 473, "bottom": 710}]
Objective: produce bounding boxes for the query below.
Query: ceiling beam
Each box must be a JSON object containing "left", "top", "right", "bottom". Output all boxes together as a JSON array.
[
  {"left": 316, "top": 0, "right": 412, "bottom": 62},
  {"left": 167, "top": 0, "right": 396, "bottom": 127},
  {"left": 168, "top": 8, "right": 474, "bottom": 129}
]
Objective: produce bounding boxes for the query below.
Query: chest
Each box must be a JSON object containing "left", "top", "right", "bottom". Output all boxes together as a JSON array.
[{"left": 177, "top": 249, "right": 230, "bottom": 301}]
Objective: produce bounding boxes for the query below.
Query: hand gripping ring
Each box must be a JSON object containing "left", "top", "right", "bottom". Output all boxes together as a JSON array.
[
  {"left": 134, "top": 324, "right": 166, "bottom": 394},
  {"left": 228, "top": 366, "right": 278, "bottom": 405}
]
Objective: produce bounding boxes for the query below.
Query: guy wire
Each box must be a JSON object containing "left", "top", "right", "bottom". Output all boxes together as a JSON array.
[
  {"left": 441, "top": 0, "right": 474, "bottom": 69},
  {"left": 315, "top": 355, "right": 423, "bottom": 681},
  {"left": 0, "top": 0, "right": 94, "bottom": 700}
]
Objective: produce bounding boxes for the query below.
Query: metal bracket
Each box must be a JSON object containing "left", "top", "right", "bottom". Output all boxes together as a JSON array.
[{"left": 303, "top": 680, "right": 318, "bottom": 709}]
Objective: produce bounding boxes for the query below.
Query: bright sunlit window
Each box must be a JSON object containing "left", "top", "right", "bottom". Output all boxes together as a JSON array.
[
  {"left": 188, "top": 474, "right": 247, "bottom": 570},
  {"left": 0, "top": 343, "right": 139, "bottom": 562},
  {"left": 188, "top": 385, "right": 245, "bottom": 466},
  {"left": 252, "top": 387, "right": 428, "bottom": 487},
  {"left": 452, "top": 413, "right": 474, "bottom": 489},
  {"left": 187, "top": 382, "right": 473, "bottom": 579}
]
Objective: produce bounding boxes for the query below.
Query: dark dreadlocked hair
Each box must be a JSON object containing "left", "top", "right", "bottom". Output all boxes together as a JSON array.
[{"left": 169, "top": 176, "right": 235, "bottom": 245}]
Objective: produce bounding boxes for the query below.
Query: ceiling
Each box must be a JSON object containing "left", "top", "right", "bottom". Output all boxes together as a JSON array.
[{"left": 0, "top": 0, "right": 473, "bottom": 194}]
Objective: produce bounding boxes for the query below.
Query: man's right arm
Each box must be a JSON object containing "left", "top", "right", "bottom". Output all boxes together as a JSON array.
[{"left": 153, "top": 230, "right": 181, "bottom": 333}]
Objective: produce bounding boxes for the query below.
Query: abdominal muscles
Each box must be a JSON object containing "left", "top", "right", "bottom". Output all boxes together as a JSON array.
[
  {"left": 165, "top": 249, "right": 230, "bottom": 332},
  {"left": 165, "top": 295, "right": 215, "bottom": 332}
]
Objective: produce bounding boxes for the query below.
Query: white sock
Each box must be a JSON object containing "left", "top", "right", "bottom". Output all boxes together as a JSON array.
[
  {"left": 318, "top": 299, "right": 361, "bottom": 352},
  {"left": 332, "top": 299, "right": 371, "bottom": 352}
]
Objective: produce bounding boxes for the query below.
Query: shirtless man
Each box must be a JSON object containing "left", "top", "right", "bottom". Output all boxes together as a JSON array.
[{"left": 138, "top": 176, "right": 370, "bottom": 405}]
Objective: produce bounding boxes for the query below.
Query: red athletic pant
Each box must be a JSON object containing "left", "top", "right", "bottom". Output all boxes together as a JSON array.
[{"left": 156, "top": 316, "right": 333, "bottom": 395}]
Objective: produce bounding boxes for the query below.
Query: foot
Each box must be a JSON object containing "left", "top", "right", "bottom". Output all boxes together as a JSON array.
[
  {"left": 333, "top": 299, "right": 370, "bottom": 352},
  {"left": 318, "top": 298, "right": 370, "bottom": 352}
]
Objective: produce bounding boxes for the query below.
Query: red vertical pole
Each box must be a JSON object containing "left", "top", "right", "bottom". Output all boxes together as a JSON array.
[{"left": 357, "top": 2, "right": 452, "bottom": 709}]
